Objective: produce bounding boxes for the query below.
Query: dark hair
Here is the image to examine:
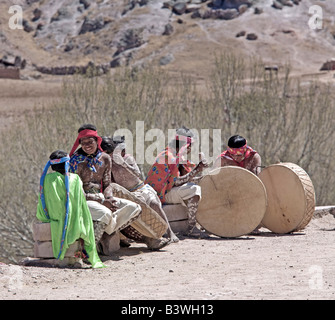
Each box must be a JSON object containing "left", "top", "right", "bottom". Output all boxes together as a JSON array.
[
  {"left": 101, "top": 136, "right": 115, "bottom": 153},
  {"left": 49, "top": 150, "right": 68, "bottom": 174},
  {"left": 228, "top": 135, "right": 246, "bottom": 148},
  {"left": 176, "top": 126, "right": 194, "bottom": 138},
  {"left": 78, "top": 123, "right": 97, "bottom": 133},
  {"left": 112, "top": 135, "right": 125, "bottom": 144},
  {"left": 171, "top": 126, "right": 194, "bottom": 150}
]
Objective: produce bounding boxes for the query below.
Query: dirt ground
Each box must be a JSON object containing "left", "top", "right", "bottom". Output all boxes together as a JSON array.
[{"left": 1, "top": 212, "right": 335, "bottom": 301}]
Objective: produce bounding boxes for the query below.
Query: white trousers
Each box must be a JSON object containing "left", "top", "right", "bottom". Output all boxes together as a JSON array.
[{"left": 87, "top": 196, "right": 141, "bottom": 235}]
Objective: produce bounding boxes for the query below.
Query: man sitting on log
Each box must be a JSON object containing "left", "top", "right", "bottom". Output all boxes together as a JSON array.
[
  {"left": 213, "top": 135, "right": 261, "bottom": 175},
  {"left": 145, "top": 126, "right": 209, "bottom": 238},
  {"left": 37, "top": 150, "right": 104, "bottom": 268},
  {"left": 101, "top": 135, "right": 178, "bottom": 244}
]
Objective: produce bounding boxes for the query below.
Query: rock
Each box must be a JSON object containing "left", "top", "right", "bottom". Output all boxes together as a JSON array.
[
  {"left": 186, "top": 4, "right": 202, "bottom": 13},
  {"left": 79, "top": 0, "right": 91, "bottom": 9},
  {"left": 254, "top": 7, "right": 263, "bottom": 14},
  {"left": 272, "top": 1, "right": 283, "bottom": 9},
  {"left": 31, "top": 8, "right": 42, "bottom": 22},
  {"left": 114, "top": 28, "right": 145, "bottom": 57},
  {"left": 50, "top": 7, "right": 72, "bottom": 22},
  {"left": 173, "top": 3, "right": 187, "bottom": 15},
  {"left": 64, "top": 41, "right": 75, "bottom": 52},
  {"left": 79, "top": 16, "right": 106, "bottom": 35},
  {"left": 236, "top": 30, "right": 246, "bottom": 37},
  {"left": 23, "top": 19, "right": 34, "bottom": 33},
  {"left": 278, "top": 0, "right": 294, "bottom": 6},
  {"left": 216, "top": 8, "right": 239, "bottom": 20},
  {"left": 99, "top": 232, "right": 120, "bottom": 255},
  {"left": 162, "top": 23, "right": 174, "bottom": 36},
  {"left": 211, "top": 0, "right": 251, "bottom": 9},
  {"left": 159, "top": 53, "right": 174, "bottom": 66},
  {"left": 238, "top": 4, "right": 248, "bottom": 14},
  {"left": 222, "top": 0, "right": 251, "bottom": 9},
  {"left": 246, "top": 33, "right": 258, "bottom": 40}
]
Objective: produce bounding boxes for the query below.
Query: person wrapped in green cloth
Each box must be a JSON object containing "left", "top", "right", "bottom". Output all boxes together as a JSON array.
[{"left": 36, "top": 150, "right": 105, "bottom": 268}]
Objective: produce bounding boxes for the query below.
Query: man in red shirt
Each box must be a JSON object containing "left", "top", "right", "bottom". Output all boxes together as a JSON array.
[
  {"left": 213, "top": 135, "right": 261, "bottom": 175},
  {"left": 145, "top": 127, "right": 209, "bottom": 237}
]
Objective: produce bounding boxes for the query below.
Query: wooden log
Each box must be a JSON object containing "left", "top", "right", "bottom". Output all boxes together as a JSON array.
[{"left": 34, "top": 240, "right": 80, "bottom": 258}]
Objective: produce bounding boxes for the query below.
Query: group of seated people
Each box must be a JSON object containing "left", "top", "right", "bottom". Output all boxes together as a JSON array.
[{"left": 37, "top": 124, "right": 261, "bottom": 268}]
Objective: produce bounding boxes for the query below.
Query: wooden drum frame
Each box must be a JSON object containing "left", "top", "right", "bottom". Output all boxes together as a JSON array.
[{"left": 258, "top": 162, "right": 316, "bottom": 233}]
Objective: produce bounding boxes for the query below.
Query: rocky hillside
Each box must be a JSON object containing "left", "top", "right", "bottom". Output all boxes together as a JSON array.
[{"left": 1, "top": 0, "right": 335, "bottom": 79}]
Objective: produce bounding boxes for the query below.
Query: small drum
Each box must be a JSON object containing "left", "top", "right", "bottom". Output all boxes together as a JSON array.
[
  {"left": 196, "top": 166, "right": 267, "bottom": 237},
  {"left": 259, "top": 162, "right": 316, "bottom": 233},
  {"left": 111, "top": 183, "right": 168, "bottom": 239}
]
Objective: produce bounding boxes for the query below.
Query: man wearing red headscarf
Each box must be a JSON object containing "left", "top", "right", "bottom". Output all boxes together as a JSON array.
[
  {"left": 145, "top": 126, "right": 209, "bottom": 238},
  {"left": 213, "top": 135, "right": 261, "bottom": 175}
]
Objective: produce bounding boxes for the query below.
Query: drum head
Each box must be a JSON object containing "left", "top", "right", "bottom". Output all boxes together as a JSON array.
[
  {"left": 196, "top": 166, "right": 267, "bottom": 237},
  {"left": 259, "top": 163, "right": 315, "bottom": 233}
]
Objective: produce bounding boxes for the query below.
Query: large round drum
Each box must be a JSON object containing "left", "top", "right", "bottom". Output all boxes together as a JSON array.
[
  {"left": 259, "top": 163, "right": 316, "bottom": 233},
  {"left": 111, "top": 183, "right": 168, "bottom": 239},
  {"left": 196, "top": 166, "right": 267, "bottom": 237}
]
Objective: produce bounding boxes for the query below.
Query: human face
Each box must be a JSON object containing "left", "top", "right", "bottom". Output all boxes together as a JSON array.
[
  {"left": 230, "top": 153, "right": 245, "bottom": 163},
  {"left": 80, "top": 137, "right": 97, "bottom": 155}
]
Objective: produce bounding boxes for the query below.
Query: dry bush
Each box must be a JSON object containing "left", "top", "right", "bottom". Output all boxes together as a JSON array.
[{"left": 1, "top": 53, "right": 334, "bottom": 263}]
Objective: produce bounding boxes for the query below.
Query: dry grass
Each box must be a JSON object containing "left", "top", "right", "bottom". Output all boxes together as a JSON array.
[{"left": 1, "top": 52, "right": 335, "bottom": 263}]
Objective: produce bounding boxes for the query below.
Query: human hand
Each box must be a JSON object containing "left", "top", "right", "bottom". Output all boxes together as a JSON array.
[{"left": 103, "top": 198, "right": 119, "bottom": 212}]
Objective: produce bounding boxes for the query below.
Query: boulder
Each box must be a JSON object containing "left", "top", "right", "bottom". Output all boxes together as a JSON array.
[
  {"left": 236, "top": 30, "right": 246, "bottom": 37},
  {"left": 272, "top": 1, "right": 283, "bottom": 9},
  {"left": 79, "top": 16, "right": 106, "bottom": 35},
  {"left": 173, "top": 3, "right": 187, "bottom": 15},
  {"left": 32, "top": 8, "right": 42, "bottom": 22},
  {"left": 246, "top": 33, "right": 258, "bottom": 40},
  {"left": 162, "top": 23, "right": 174, "bottom": 36}
]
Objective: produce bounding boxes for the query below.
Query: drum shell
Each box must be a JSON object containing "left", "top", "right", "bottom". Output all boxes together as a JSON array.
[
  {"left": 259, "top": 163, "right": 315, "bottom": 233},
  {"left": 196, "top": 166, "right": 267, "bottom": 237},
  {"left": 111, "top": 183, "right": 168, "bottom": 239}
]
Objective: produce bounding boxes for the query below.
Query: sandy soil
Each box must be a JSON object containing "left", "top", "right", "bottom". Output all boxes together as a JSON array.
[{"left": 1, "top": 213, "right": 334, "bottom": 301}]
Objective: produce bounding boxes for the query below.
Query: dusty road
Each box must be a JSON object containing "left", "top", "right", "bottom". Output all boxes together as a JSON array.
[{"left": 1, "top": 212, "right": 334, "bottom": 301}]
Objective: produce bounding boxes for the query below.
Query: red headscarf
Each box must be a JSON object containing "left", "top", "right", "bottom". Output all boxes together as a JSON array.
[{"left": 69, "top": 129, "right": 103, "bottom": 156}]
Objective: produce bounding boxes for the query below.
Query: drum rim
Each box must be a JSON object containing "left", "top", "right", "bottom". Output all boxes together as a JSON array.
[
  {"left": 259, "top": 162, "right": 315, "bottom": 233},
  {"left": 197, "top": 166, "right": 267, "bottom": 237}
]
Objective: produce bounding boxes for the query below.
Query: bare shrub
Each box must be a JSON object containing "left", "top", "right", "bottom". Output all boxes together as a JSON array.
[{"left": 1, "top": 53, "right": 334, "bottom": 263}]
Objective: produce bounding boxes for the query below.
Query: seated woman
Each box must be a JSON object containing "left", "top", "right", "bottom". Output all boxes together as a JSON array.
[{"left": 37, "top": 150, "right": 104, "bottom": 268}]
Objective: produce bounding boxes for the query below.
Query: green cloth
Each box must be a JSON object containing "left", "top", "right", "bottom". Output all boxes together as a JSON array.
[{"left": 36, "top": 172, "right": 105, "bottom": 268}]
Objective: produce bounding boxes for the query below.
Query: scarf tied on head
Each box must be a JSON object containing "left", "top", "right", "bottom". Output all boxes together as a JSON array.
[
  {"left": 69, "top": 129, "right": 103, "bottom": 173},
  {"left": 219, "top": 142, "right": 256, "bottom": 164},
  {"left": 69, "top": 129, "right": 103, "bottom": 157},
  {"left": 39, "top": 156, "right": 70, "bottom": 259}
]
